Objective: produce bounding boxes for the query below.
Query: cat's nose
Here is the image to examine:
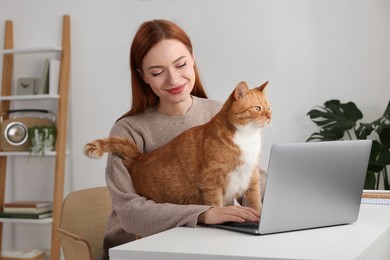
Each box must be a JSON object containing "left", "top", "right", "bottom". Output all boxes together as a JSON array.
[{"left": 265, "top": 111, "right": 271, "bottom": 120}]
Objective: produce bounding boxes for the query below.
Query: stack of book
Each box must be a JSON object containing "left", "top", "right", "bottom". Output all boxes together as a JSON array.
[
  {"left": 0, "top": 201, "right": 52, "bottom": 219},
  {"left": 362, "top": 190, "right": 390, "bottom": 206}
]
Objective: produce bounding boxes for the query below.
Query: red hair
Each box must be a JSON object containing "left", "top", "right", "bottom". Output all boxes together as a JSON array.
[{"left": 119, "top": 19, "right": 208, "bottom": 119}]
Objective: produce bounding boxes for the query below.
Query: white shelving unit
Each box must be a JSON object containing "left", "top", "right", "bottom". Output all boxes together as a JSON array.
[{"left": 0, "top": 15, "right": 71, "bottom": 260}]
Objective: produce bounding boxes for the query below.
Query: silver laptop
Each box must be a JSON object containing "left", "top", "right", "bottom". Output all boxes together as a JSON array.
[{"left": 213, "top": 140, "right": 372, "bottom": 235}]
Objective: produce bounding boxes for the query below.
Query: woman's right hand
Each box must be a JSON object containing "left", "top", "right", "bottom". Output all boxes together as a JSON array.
[{"left": 197, "top": 205, "right": 260, "bottom": 225}]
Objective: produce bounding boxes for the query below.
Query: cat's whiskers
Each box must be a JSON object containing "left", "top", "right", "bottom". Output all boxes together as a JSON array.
[{"left": 267, "top": 122, "right": 275, "bottom": 131}]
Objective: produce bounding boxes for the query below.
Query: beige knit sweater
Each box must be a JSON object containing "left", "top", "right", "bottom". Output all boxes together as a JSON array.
[{"left": 101, "top": 96, "right": 223, "bottom": 259}]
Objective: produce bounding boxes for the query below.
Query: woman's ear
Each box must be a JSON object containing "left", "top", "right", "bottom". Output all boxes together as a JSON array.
[
  {"left": 192, "top": 52, "right": 196, "bottom": 62},
  {"left": 137, "top": 68, "right": 148, "bottom": 84}
]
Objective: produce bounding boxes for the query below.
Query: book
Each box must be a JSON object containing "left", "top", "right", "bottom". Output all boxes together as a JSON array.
[
  {"left": 3, "top": 206, "right": 52, "bottom": 214},
  {"left": 361, "top": 198, "right": 390, "bottom": 205},
  {"left": 0, "top": 211, "right": 52, "bottom": 219},
  {"left": 36, "top": 59, "right": 50, "bottom": 94},
  {"left": 49, "top": 59, "right": 60, "bottom": 95},
  {"left": 4, "top": 201, "right": 52, "bottom": 209},
  {"left": 361, "top": 190, "right": 390, "bottom": 205}
]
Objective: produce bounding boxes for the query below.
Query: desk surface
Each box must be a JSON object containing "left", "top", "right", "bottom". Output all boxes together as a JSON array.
[{"left": 110, "top": 205, "right": 390, "bottom": 260}]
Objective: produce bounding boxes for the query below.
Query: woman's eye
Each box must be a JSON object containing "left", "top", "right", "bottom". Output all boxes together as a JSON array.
[
  {"left": 254, "top": 106, "right": 262, "bottom": 112},
  {"left": 177, "top": 62, "right": 186, "bottom": 68},
  {"left": 151, "top": 71, "right": 163, "bottom": 77}
]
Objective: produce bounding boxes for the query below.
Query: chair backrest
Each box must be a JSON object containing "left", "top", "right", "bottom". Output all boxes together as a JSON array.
[
  {"left": 58, "top": 186, "right": 112, "bottom": 260},
  {"left": 58, "top": 229, "right": 93, "bottom": 259}
]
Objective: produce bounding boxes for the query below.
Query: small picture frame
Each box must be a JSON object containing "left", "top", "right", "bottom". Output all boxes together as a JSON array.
[{"left": 16, "top": 77, "right": 39, "bottom": 95}]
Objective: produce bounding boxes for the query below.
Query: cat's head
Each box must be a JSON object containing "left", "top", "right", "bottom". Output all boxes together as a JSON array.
[{"left": 225, "top": 81, "right": 271, "bottom": 130}]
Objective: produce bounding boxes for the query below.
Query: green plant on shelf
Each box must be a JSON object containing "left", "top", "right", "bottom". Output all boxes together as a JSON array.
[
  {"left": 28, "top": 125, "right": 57, "bottom": 156},
  {"left": 306, "top": 99, "right": 390, "bottom": 190}
]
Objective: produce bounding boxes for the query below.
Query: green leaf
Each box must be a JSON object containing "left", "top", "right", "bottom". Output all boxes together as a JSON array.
[
  {"left": 355, "top": 123, "right": 375, "bottom": 140},
  {"left": 306, "top": 128, "right": 345, "bottom": 142},
  {"left": 364, "top": 171, "right": 377, "bottom": 190},
  {"left": 383, "top": 100, "right": 390, "bottom": 118},
  {"left": 307, "top": 100, "right": 363, "bottom": 133},
  {"left": 367, "top": 140, "right": 390, "bottom": 173},
  {"left": 379, "top": 126, "right": 390, "bottom": 149}
]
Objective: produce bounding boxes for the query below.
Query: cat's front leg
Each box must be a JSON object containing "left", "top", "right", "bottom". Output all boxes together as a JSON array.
[
  {"left": 202, "top": 188, "right": 224, "bottom": 207},
  {"left": 243, "top": 170, "right": 262, "bottom": 212}
]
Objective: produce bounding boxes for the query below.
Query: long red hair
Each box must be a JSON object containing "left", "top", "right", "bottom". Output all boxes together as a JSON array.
[{"left": 119, "top": 19, "right": 208, "bottom": 120}]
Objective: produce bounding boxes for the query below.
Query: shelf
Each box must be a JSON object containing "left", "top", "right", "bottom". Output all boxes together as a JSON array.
[
  {"left": 0, "top": 151, "right": 70, "bottom": 157},
  {"left": 0, "top": 15, "right": 71, "bottom": 260},
  {"left": 0, "top": 217, "right": 52, "bottom": 224},
  {"left": 0, "top": 46, "right": 61, "bottom": 55},
  {"left": 0, "top": 94, "right": 59, "bottom": 101}
]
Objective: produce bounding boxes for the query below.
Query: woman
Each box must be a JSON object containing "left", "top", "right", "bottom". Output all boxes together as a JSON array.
[{"left": 101, "top": 19, "right": 260, "bottom": 259}]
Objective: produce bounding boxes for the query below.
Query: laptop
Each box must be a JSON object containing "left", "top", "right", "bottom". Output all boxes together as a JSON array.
[{"left": 212, "top": 140, "right": 372, "bottom": 235}]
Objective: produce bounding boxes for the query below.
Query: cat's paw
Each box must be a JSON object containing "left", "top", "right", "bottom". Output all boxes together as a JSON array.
[{"left": 84, "top": 142, "right": 103, "bottom": 159}]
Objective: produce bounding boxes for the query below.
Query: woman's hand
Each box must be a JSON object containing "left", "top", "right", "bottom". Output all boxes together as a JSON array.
[{"left": 197, "top": 205, "right": 260, "bottom": 225}]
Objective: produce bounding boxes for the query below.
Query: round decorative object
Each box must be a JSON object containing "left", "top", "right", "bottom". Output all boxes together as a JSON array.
[{"left": 4, "top": 122, "right": 28, "bottom": 146}]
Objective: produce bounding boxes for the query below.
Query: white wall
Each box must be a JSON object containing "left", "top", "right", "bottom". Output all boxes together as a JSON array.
[{"left": 1, "top": 0, "right": 389, "bottom": 251}]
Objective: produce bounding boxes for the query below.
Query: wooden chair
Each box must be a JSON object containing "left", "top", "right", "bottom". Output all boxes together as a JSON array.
[{"left": 57, "top": 186, "right": 112, "bottom": 260}]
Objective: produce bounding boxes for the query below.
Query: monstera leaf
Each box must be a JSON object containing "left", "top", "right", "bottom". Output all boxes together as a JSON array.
[
  {"left": 380, "top": 127, "right": 390, "bottom": 149},
  {"left": 306, "top": 100, "right": 363, "bottom": 141},
  {"left": 365, "top": 101, "right": 390, "bottom": 176},
  {"left": 358, "top": 101, "right": 390, "bottom": 140},
  {"left": 307, "top": 99, "right": 390, "bottom": 190},
  {"left": 355, "top": 123, "right": 375, "bottom": 140}
]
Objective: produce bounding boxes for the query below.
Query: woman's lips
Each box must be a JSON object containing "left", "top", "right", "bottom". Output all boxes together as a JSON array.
[{"left": 166, "top": 85, "right": 185, "bottom": 94}]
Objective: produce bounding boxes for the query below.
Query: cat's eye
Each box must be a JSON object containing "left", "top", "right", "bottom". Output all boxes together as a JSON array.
[{"left": 254, "top": 106, "right": 262, "bottom": 112}]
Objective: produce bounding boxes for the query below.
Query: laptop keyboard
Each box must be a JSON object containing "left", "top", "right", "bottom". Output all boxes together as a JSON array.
[{"left": 222, "top": 222, "right": 260, "bottom": 229}]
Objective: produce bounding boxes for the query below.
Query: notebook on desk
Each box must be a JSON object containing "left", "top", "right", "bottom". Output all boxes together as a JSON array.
[
  {"left": 361, "top": 190, "right": 390, "bottom": 205},
  {"left": 212, "top": 140, "right": 372, "bottom": 235}
]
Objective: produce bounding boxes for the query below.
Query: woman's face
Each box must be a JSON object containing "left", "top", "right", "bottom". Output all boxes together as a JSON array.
[{"left": 141, "top": 39, "right": 196, "bottom": 112}]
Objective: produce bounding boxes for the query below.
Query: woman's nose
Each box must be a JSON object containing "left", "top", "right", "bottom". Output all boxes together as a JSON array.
[{"left": 166, "top": 69, "right": 181, "bottom": 85}]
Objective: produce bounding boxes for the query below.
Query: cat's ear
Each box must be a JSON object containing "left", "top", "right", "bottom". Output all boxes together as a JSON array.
[
  {"left": 257, "top": 81, "right": 269, "bottom": 92},
  {"left": 234, "top": 81, "right": 249, "bottom": 100}
]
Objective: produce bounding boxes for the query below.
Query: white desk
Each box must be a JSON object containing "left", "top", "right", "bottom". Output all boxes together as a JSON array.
[{"left": 110, "top": 205, "right": 390, "bottom": 260}]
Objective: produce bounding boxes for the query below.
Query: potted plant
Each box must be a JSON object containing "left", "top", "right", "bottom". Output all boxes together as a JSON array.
[
  {"left": 28, "top": 125, "right": 57, "bottom": 156},
  {"left": 307, "top": 99, "right": 390, "bottom": 190}
]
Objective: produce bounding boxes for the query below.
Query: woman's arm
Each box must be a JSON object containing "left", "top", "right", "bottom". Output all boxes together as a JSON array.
[{"left": 106, "top": 152, "right": 212, "bottom": 237}]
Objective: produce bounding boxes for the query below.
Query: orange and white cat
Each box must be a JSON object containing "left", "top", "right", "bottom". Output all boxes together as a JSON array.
[{"left": 84, "top": 81, "right": 271, "bottom": 212}]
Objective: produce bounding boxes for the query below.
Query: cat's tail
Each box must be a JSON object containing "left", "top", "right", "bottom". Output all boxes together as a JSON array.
[{"left": 84, "top": 137, "right": 140, "bottom": 159}]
